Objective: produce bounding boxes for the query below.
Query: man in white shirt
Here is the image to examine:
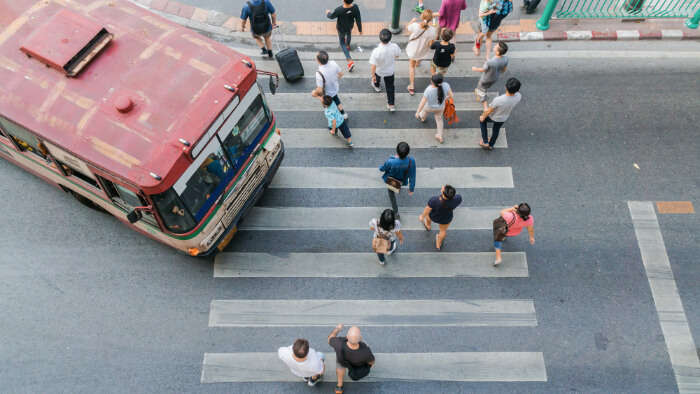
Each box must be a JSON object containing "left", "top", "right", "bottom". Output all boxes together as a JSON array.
[
  {"left": 312, "top": 50, "right": 347, "bottom": 119},
  {"left": 369, "top": 28, "right": 401, "bottom": 112},
  {"left": 278, "top": 338, "right": 326, "bottom": 386}
]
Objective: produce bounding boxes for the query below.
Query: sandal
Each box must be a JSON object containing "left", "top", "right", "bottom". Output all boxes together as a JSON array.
[
  {"left": 407, "top": 86, "right": 415, "bottom": 96},
  {"left": 335, "top": 386, "right": 344, "bottom": 394},
  {"left": 420, "top": 217, "right": 431, "bottom": 231},
  {"left": 435, "top": 134, "right": 444, "bottom": 144}
]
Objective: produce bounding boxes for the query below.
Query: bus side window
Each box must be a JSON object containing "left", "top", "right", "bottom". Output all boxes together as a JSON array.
[
  {"left": 98, "top": 176, "right": 157, "bottom": 227},
  {"left": 55, "top": 160, "right": 101, "bottom": 189},
  {"left": 0, "top": 116, "right": 46, "bottom": 159}
]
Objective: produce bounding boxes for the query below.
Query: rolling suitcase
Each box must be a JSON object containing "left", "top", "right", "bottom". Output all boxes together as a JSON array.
[{"left": 273, "top": 27, "right": 303, "bottom": 82}]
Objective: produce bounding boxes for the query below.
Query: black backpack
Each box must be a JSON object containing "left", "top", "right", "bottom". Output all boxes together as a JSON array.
[{"left": 248, "top": 1, "right": 271, "bottom": 35}]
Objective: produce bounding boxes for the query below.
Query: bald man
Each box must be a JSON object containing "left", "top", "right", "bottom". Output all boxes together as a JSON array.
[{"left": 328, "top": 324, "right": 375, "bottom": 394}]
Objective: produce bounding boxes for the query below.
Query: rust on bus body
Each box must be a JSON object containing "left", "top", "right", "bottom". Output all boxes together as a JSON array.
[{"left": 0, "top": 0, "right": 257, "bottom": 193}]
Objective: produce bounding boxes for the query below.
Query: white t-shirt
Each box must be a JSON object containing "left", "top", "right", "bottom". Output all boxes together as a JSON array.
[
  {"left": 278, "top": 346, "right": 325, "bottom": 378},
  {"left": 369, "top": 42, "right": 401, "bottom": 77},
  {"left": 490, "top": 92, "right": 522, "bottom": 122},
  {"left": 315, "top": 61, "right": 342, "bottom": 97},
  {"left": 406, "top": 23, "right": 436, "bottom": 60},
  {"left": 369, "top": 218, "right": 401, "bottom": 240}
]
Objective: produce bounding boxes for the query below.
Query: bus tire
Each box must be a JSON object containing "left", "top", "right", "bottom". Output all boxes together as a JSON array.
[{"left": 69, "top": 190, "right": 106, "bottom": 213}]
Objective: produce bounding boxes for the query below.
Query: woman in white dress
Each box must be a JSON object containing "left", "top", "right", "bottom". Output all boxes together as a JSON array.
[{"left": 405, "top": 9, "right": 437, "bottom": 96}]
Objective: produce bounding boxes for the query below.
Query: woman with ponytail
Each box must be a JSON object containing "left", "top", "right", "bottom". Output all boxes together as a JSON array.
[
  {"left": 405, "top": 9, "right": 437, "bottom": 96},
  {"left": 415, "top": 74, "right": 454, "bottom": 143}
]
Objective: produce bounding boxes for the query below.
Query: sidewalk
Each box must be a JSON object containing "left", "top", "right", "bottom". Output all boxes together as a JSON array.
[{"left": 131, "top": 0, "right": 700, "bottom": 44}]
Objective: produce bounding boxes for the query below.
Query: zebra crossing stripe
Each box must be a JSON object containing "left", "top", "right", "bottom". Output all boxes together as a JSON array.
[
  {"left": 234, "top": 46, "right": 488, "bottom": 61},
  {"left": 209, "top": 299, "right": 537, "bottom": 327},
  {"left": 267, "top": 92, "right": 493, "bottom": 111},
  {"left": 271, "top": 167, "right": 513, "bottom": 189},
  {"left": 201, "top": 352, "right": 547, "bottom": 382},
  {"left": 214, "top": 252, "right": 528, "bottom": 278},
  {"left": 239, "top": 206, "right": 503, "bottom": 231},
  {"left": 268, "top": 60, "right": 481, "bottom": 78},
  {"left": 281, "top": 128, "right": 508, "bottom": 148}
]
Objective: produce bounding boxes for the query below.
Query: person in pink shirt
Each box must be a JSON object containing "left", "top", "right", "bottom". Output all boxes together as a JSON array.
[
  {"left": 438, "top": 0, "right": 467, "bottom": 42},
  {"left": 492, "top": 203, "right": 535, "bottom": 266}
]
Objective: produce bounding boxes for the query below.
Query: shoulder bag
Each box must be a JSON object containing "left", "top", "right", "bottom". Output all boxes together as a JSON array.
[
  {"left": 316, "top": 70, "right": 326, "bottom": 96},
  {"left": 492, "top": 211, "right": 518, "bottom": 242}
]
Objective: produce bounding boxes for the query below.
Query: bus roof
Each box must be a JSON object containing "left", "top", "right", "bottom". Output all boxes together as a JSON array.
[{"left": 0, "top": 0, "right": 256, "bottom": 191}]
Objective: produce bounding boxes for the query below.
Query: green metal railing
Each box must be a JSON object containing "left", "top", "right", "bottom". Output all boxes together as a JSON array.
[{"left": 537, "top": 0, "right": 700, "bottom": 29}]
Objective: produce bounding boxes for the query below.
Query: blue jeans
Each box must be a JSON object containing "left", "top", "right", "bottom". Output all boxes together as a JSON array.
[
  {"left": 377, "top": 240, "right": 396, "bottom": 262},
  {"left": 338, "top": 31, "right": 352, "bottom": 60},
  {"left": 480, "top": 116, "right": 504, "bottom": 147}
]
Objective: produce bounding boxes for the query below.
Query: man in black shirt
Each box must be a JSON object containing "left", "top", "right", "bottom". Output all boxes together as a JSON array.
[
  {"left": 326, "top": 0, "right": 362, "bottom": 72},
  {"left": 328, "top": 324, "right": 375, "bottom": 394}
]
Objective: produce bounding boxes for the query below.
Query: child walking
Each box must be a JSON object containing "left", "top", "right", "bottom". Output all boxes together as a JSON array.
[
  {"left": 430, "top": 28, "right": 455, "bottom": 76},
  {"left": 323, "top": 95, "right": 353, "bottom": 148}
]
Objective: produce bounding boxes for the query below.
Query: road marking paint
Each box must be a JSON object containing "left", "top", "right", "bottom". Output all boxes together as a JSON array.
[
  {"left": 616, "top": 30, "right": 640, "bottom": 40},
  {"left": 281, "top": 128, "right": 507, "bottom": 148},
  {"left": 628, "top": 201, "right": 700, "bottom": 394},
  {"left": 271, "top": 167, "right": 513, "bottom": 189},
  {"left": 209, "top": 299, "right": 537, "bottom": 327},
  {"left": 214, "top": 252, "right": 528, "bottom": 278},
  {"left": 268, "top": 60, "right": 481, "bottom": 78},
  {"left": 238, "top": 206, "right": 503, "bottom": 231},
  {"left": 201, "top": 352, "right": 547, "bottom": 382},
  {"left": 267, "top": 92, "right": 494, "bottom": 111},
  {"left": 656, "top": 201, "right": 695, "bottom": 214}
]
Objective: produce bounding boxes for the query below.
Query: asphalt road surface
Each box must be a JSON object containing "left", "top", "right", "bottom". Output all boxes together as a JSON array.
[{"left": 1, "top": 39, "right": 699, "bottom": 393}]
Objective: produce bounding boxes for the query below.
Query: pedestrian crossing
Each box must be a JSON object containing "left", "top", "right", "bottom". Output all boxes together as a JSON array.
[
  {"left": 282, "top": 128, "right": 508, "bottom": 148},
  {"left": 267, "top": 59, "right": 483, "bottom": 79},
  {"left": 271, "top": 167, "right": 513, "bottom": 188},
  {"left": 202, "top": 352, "right": 547, "bottom": 383},
  {"left": 213, "top": 252, "right": 528, "bottom": 278},
  {"left": 202, "top": 44, "right": 545, "bottom": 388},
  {"left": 268, "top": 92, "right": 493, "bottom": 111}
]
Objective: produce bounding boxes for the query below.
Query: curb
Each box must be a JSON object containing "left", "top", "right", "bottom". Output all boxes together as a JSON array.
[{"left": 130, "top": 0, "right": 700, "bottom": 44}]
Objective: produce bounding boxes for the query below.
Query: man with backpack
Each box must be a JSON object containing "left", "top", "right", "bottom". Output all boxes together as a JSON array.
[{"left": 240, "top": 0, "right": 277, "bottom": 58}]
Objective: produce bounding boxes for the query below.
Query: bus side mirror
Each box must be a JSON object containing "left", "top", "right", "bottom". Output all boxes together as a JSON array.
[
  {"left": 269, "top": 75, "right": 278, "bottom": 95},
  {"left": 127, "top": 206, "right": 151, "bottom": 224}
]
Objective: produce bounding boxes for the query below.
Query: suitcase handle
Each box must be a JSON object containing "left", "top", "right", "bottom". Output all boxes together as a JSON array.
[{"left": 272, "top": 25, "right": 287, "bottom": 53}]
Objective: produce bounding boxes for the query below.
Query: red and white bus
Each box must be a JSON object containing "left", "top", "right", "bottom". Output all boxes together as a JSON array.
[{"left": 0, "top": 0, "right": 284, "bottom": 255}]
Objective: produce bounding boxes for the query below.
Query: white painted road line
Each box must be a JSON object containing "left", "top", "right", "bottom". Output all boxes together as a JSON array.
[
  {"left": 239, "top": 206, "right": 503, "bottom": 230},
  {"left": 268, "top": 60, "right": 482, "bottom": 78},
  {"left": 202, "top": 352, "right": 547, "bottom": 383},
  {"left": 628, "top": 201, "right": 700, "bottom": 394},
  {"left": 268, "top": 92, "right": 493, "bottom": 111},
  {"left": 271, "top": 167, "right": 514, "bottom": 189},
  {"left": 209, "top": 299, "right": 537, "bottom": 327},
  {"left": 214, "top": 252, "right": 528, "bottom": 278},
  {"left": 281, "top": 128, "right": 508, "bottom": 149}
]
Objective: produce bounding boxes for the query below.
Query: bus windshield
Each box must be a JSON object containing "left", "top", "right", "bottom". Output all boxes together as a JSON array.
[{"left": 154, "top": 87, "right": 271, "bottom": 232}]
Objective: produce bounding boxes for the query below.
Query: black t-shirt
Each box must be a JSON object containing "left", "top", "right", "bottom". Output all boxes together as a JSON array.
[
  {"left": 327, "top": 4, "right": 362, "bottom": 34},
  {"left": 329, "top": 337, "right": 375, "bottom": 368},
  {"left": 430, "top": 41, "right": 455, "bottom": 68},
  {"left": 428, "top": 194, "right": 463, "bottom": 224}
]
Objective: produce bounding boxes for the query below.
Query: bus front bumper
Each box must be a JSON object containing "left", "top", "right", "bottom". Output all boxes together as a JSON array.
[{"left": 199, "top": 140, "right": 285, "bottom": 256}]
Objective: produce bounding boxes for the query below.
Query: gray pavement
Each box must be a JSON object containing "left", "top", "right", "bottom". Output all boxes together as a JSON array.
[{"left": 1, "top": 40, "right": 699, "bottom": 393}]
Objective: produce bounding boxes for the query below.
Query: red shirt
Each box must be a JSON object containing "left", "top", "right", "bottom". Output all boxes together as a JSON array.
[{"left": 503, "top": 211, "right": 534, "bottom": 236}]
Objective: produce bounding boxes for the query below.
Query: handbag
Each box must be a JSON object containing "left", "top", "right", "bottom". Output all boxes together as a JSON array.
[
  {"left": 492, "top": 212, "right": 517, "bottom": 242},
  {"left": 444, "top": 97, "right": 460, "bottom": 125},
  {"left": 316, "top": 70, "right": 326, "bottom": 96},
  {"left": 372, "top": 236, "right": 390, "bottom": 254},
  {"left": 385, "top": 158, "right": 412, "bottom": 194}
]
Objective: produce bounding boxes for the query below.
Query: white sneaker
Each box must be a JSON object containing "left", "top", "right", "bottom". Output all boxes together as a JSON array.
[
  {"left": 493, "top": 258, "right": 502, "bottom": 267},
  {"left": 371, "top": 79, "right": 382, "bottom": 92},
  {"left": 343, "top": 112, "right": 349, "bottom": 119},
  {"left": 387, "top": 242, "right": 398, "bottom": 255},
  {"left": 387, "top": 105, "right": 396, "bottom": 112}
]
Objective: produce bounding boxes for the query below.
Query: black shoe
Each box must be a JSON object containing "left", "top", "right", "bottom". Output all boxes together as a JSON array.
[
  {"left": 260, "top": 47, "right": 268, "bottom": 56},
  {"left": 267, "top": 49, "right": 273, "bottom": 58}
]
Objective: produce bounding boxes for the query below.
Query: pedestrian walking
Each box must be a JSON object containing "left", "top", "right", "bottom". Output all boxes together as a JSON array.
[
  {"left": 370, "top": 208, "right": 404, "bottom": 265},
  {"left": 405, "top": 9, "right": 437, "bottom": 96},
  {"left": 323, "top": 95, "right": 353, "bottom": 147},
  {"left": 472, "top": 41, "right": 509, "bottom": 111},
  {"left": 474, "top": 0, "right": 512, "bottom": 59},
  {"left": 369, "top": 29, "right": 401, "bottom": 112},
  {"left": 415, "top": 74, "right": 454, "bottom": 143},
  {"left": 240, "top": 0, "right": 277, "bottom": 59},
  {"left": 414, "top": 0, "right": 426, "bottom": 13},
  {"left": 379, "top": 142, "right": 416, "bottom": 218},
  {"left": 326, "top": 0, "right": 362, "bottom": 72},
  {"left": 278, "top": 338, "right": 326, "bottom": 386},
  {"left": 479, "top": 77, "right": 521, "bottom": 150},
  {"left": 419, "top": 185, "right": 462, "bottom": 249},
  {"left": 312, "top": 50, "right": 347, "bottom": 118},
  {"left": 430, "top": 28, "right": 455, "bottom": 76},
  {"left": 492, "top": 203, "right": 534, "bottom": 266},
  {"left": 437, "top": 0, "right": 467, "bottom": 42},
  {"left": 328, "top": 324, "right": 375, "bottom": 394}
]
